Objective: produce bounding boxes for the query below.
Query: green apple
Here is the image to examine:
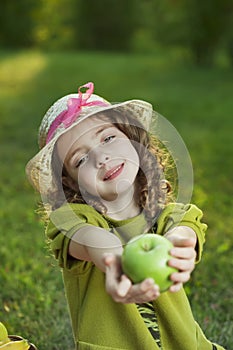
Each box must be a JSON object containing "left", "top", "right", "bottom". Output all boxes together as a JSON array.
[{"left": 121, "top": 233, "right": 178, "bottom": 292}]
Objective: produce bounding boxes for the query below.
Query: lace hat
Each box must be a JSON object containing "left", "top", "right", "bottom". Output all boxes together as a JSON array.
[{"left": 25, "top": 82, "right": 153, "bottom": 198}]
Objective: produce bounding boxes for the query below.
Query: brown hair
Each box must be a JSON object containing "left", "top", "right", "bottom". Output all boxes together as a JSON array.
[{"left": 49, "top": 110, "right": 174, "bottom": 229}]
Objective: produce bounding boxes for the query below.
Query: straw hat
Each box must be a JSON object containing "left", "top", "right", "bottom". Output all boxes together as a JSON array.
[{"left": 25, "top": 82, "right": 153, "bottom": 198}]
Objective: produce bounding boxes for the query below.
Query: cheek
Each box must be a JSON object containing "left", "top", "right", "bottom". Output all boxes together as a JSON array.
[
  {"left": 125, "top": 145, "right": 140, "bottom": 169},
  {"left": 76, "top": 165, "right": 96, "bottom": 191},
  {"left": 115, "top": 140, "right": 139, "bottom": 164}
]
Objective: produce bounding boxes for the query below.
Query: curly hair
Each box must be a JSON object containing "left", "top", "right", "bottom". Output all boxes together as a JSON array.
[{"left": 48, "top": 110, "right": 174, "bottom": 229}]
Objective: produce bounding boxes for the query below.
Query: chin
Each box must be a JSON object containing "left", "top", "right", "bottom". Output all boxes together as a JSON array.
[{"left": 102, "top": 193, "right": 118, "bottom": 202}]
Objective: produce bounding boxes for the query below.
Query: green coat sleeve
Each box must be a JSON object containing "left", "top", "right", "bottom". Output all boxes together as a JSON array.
[
  {"left": 156, "top": 203, "right": 207, "bottom": 263},
  {"left": 45, "top": 203, "right": 110, "bottom": 270}
]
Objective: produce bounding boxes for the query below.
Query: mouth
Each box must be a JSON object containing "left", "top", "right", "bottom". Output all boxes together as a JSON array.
[{"left": 103, "top": 163, "right": 124, "bottom": 181}]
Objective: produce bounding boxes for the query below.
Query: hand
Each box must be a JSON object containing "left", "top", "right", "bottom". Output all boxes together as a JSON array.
[
  {"left": 103, "top": 254, "right": 160, "bottom": 303},
  {"left": 165, "top": 227, "right": 197, "bottom": 293}
]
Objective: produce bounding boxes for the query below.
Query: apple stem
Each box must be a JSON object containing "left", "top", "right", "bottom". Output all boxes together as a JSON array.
[{"left": 143, "top": 243, "right": 151, "bottom": 252}]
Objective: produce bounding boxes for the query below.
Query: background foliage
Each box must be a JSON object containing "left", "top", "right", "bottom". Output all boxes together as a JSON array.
[{"left": 0, "top": 0, "right": 232, "bottom": 65}]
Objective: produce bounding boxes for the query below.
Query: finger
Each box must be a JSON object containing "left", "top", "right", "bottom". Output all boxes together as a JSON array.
[
  {"left": 128, "top": 291, "right": 160, "bottom": 303},
  {"left": 105, "top": 255, "right": 122, "bottom": 295},
  {"left": 170, "top": 247, "right": 197, "bottom": 260},
  {"left": 128, "top": 279, "right": 160, "bottom": 301},
  {"left": 141, "top": 283, "right": 160, "bottom": 300},
  {"left": 117, "top": 275, "right": 132, "bottom": 297},
  {"left": 170, "top": 270, "right": 191, "bottom": 284},
  {"left": 168, "top": 258, "right": 195, "bottom": 272},
  {"left": 169, "top": 282, "right": 183, "bottom": 293},
  {"left": 130, "top": 278, "right": 159, "bottom": 295},
  {"left": 173, "top": 237, "right": 196, "bottom": 248},
  {"left": 125, "top": 287, "right": 160, "bottom": 303},
  {"left": 140, "top": 278, "right": 157, "bottom": 292},
  {"left": 105, "top": 268, "right": 116, "bottom": 295},
  {"left": 105, "top": 254, "right": 122, "bottom": 275},
  {"left": 103, "top": 253, "right": 115, "bottom": 266}
]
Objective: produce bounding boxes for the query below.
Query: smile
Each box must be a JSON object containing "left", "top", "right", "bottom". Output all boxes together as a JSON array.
[{"left": 103, "top": 163, "right": 124, "bottom": 181}]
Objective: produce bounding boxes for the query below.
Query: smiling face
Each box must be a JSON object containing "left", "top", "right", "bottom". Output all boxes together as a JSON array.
[{"left": 56, "top": 116, "right": 140, "bottom": 203}]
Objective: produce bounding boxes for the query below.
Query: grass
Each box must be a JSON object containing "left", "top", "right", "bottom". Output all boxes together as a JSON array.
[{"left": 0, "top": 49, "right": 232, "bottom": 349}]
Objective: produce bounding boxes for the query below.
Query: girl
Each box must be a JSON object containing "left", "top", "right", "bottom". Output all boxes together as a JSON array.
[{"left": 26, "top": 82, "right": 224, "bottom": 350}]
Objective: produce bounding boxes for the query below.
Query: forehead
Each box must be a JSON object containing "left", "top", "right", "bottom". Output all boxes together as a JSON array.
[
  {"left": 56, "top": 116, "right": 117, "bottom": 159},
  {"left": 63, "top": 116, "right": 114, "bottom": 141}
]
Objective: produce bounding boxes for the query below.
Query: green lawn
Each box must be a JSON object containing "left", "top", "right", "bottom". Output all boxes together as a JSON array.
[{"left": 0, "top": 49, "right": 232, "bottom": 349}]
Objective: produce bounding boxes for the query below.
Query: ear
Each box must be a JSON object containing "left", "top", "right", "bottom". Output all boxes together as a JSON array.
[{"left": 62, "top": 175, "right": 79, "bottom": 192}]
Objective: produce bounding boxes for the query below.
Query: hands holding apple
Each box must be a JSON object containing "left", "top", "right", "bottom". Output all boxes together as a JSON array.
[
  {"left": 121, "top": 234, "right": 178, "bottom": 292},
  {"left": 103, "top": 226, "right": 197, "bottom": 303},
  {"left": 104, "top": 254, "right": 161, "bottom": 303}
]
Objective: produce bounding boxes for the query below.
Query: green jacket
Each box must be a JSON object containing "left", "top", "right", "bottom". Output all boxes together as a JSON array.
[{"left": 46, "top": 203, "right": 224, "bottom": 350}]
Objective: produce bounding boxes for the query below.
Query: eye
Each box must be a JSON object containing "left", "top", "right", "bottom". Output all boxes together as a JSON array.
[
  {"left": 75, "top": 154, "right": 88, "bottom": 168},
  {"left": 103, "top": 135, "right": 115, "bottom": 144}
]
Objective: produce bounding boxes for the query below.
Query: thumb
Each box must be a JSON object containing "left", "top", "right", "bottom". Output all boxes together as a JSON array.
[
  {"left": 118, "top": 275, "right": 132, "bottom": 296},
  {"left": 103, "top": 253, "right": 115, "bottom": 267}
]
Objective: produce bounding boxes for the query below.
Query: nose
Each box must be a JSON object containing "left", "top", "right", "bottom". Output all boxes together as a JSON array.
[{"left": 95, "top": 152, "right": 110, "bottom": 168}]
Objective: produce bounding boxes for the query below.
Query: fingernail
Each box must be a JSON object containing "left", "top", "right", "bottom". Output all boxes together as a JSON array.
[
  {"left": 145, "top": 278, "right": 154, "bottom": 285},
  {"left": 118, "top": 285, "right": 127, "bottom": 297}
]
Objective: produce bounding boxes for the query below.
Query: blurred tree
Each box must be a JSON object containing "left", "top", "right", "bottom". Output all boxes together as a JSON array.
[
  {"left": 185, "top": 0, "right": 232, "bottom": 66},
  {"left": 146, "top": 0, "right": 232, "bottom": 66},
  {"left": 0, "top": 0, "right": 231, "bottom": 65},
  {"left": 33, "top": 0, "right": 74, "bottom": 50},
  {"left": 74, "top": 0, "right": 139, "bottom": 51},
  {"left": 223, "top": 3, "right": 233, "bottom": 66},
  {"left": 226, "top": 35, "right": 233, "bottom": 66},
  {"left": 0, "top": 0, "right": 36, "bottom": 48},
  {"left": 145, "top": 0, "right": 187, "bottom": 47}
]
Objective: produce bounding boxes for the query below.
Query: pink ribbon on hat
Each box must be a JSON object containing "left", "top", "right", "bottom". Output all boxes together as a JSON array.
[{"left": 46, "top": 82, "right": 109, "bottom": 144}]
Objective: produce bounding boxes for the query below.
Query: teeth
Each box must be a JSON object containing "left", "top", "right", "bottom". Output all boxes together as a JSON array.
[{"left": 105, "top": 165, "right": 122, "bottom": 180}]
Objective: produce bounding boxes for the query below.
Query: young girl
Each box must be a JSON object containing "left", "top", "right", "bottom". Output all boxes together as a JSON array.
[{"left": 26, "top": 82, "right": 225, "bottom": 350}]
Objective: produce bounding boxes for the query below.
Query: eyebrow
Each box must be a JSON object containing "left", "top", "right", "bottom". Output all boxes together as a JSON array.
[
  {"left": 95, "top": 123, "right": 114, "bottom": 135},
  {"left": 66, "top": 124, "right": 114, "bottom": 165}
]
